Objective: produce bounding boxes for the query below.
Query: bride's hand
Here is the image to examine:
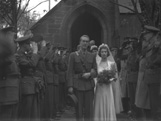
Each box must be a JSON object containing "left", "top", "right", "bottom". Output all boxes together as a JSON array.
[{"left": 82, "top": 72, "right": 91, "bottom": 79}]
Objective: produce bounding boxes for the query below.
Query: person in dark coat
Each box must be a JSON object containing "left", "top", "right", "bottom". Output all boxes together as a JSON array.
[
  {"left": 125, "top": 38, "right": 141, "bottom": 118},
  {"left": 135, "top": 25, "right": 161, "bottom": 120},
  {"left": 41, "top": 42, "right": 56, "bottom": 120},
  {"left": 0, "top": 27, "right": 20, "bottom": 121},
  {"left": 58, "top": 48, "right": 68, "bottom": 112},
  {"left": 16, "top": 34, "right": 41, "bottom": 121},
  {"left": 31, "top": 36, "right": 48, "bottom": 120},
  {"left": 67, "top": 35, "right": 97, "bottom": 121},
  {"left": 119, "top": 39, "right": 131, "bottom": 114},
  {"left": 53, "top": 48, "right": 62, "bottom": 119}
]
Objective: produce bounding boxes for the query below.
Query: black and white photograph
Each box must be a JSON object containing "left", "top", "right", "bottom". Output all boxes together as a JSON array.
[{"left": 0, "top": 0, "right": 161, "bottom": 121}]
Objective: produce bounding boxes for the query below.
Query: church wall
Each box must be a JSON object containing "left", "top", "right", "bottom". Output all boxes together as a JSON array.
[
  {"left": 119, "top": 13, "right": 142, "bottom": 45},
  {"left": 31, "top": 0, "right": 131, "bottom": 49},
  {"left": 31, "top": 0, "right": 141, "bottom": 48}
]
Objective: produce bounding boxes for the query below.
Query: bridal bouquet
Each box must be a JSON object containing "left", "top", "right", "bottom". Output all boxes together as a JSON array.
[{"left": 97, "top": 69, "right": 117, "bottom": 85}]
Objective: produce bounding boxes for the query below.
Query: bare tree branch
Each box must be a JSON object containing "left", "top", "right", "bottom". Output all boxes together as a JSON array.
[
  {"left": 6, "top": 13, "right": 13, "bottom": 23},
  {"left": 17, "top": 0, "right": 30, "bottom": 21},
  {"left": 130, "top": 0, "right": 145, "bottom": 25},
  {"left": 110, "top": 0, "right": 144, "bottom": 25},
  {"left": 26, "top": 0, "right": 49, "bottom": 13},
  {"left": 131, "top": 0, "right": 138, "bottom": 13},
  {"left": 0, "top": 13, "right": 11, "bottom": 25},
  {"left": 17, "top": 0, "right": 22, "bottom": 16},
  {"left": 109, "top": 0, "right": 137, "bottom": 13}
]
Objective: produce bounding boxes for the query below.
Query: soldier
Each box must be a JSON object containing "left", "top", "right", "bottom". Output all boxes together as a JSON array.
[
  {"left": 52, "top": 46, "right": 61, "bottom": 119},
  {"left": 125, "top": 38, "right": 140, "bottom": 118},
  {"left": 58, "top": 47, "right": 68, "bottom": 112},
  {"left": 135, "top": 25, "right": 161, "bottom": 120},
  {"left": 31, "top": 35, "right": 48, "bottom": 120},
  {"left": 42, "top": 42, "right": 55, "bottom": 120},
  {"left": 16, "top": 34, "right": 41, "bottom": 120},
  {"left": 119, "top": 38, "right": 131, "bottom": 114},
  {"left": 67, "top": 35, "right": 97, "bottom": 121},
  {"left": 0, "top": 27, "right": 20, "bottom": 121}
]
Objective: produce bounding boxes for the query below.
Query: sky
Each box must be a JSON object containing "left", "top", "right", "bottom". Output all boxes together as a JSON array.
[
  {"left": 26, "top": 0, "right": 61, "bottom": 17},
  {"left": 26, "top": 0, "right": 141, "bottom": 17}
]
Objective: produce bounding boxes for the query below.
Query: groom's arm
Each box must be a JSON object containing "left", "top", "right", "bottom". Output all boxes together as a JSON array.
[{"left": 90, "top": 54, "right": 97, "bottom": 78}]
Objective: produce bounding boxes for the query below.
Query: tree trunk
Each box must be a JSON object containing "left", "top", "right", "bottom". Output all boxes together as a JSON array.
[{"left": 12, "top": 0, "right": 18, "bottom": 37}]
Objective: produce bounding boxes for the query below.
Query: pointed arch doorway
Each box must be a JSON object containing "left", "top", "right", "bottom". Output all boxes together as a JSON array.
[
  {"left": 71, "top": 12, "right": 102, "bottom": 51},
  {"left": 61, "top": 4, "right": 108, "bottom": 51}
]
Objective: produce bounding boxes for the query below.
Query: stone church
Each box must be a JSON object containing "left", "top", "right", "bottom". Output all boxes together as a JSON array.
[{"left": 30, "top": 0, "right": 141, "bottom": 51}]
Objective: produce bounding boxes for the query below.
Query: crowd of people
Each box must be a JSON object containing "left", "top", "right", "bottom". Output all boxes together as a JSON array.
[
  {"left": 0, "top": 24, "right": 161, "bottom": 121},
  {"left": 0, "top": 27, "right": 69, "bottom": 121}
]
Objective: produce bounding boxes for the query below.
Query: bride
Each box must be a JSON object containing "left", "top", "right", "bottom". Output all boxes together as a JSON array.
[{"left": 94, "top": 44, "right": 117, "bottom": 121}]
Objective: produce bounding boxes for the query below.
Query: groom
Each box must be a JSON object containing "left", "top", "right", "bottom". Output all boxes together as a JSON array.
[{"left": 67, "top": 35, "right": 97, "bottom": 121}]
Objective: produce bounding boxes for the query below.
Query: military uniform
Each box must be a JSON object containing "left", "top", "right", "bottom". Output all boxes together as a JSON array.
[
  {"left": 41, "top": 47, "right": 55, "bottom": 119},
  {"left": 126, "top": 51, "right": 140, "bottom": 117},
  {"left": 58, "top": 53, "right": 68, "bottom": 112},
  {"left": 35, "top": 46, "right": 48, "bottom": 120},
  {"left": 67, "top": 50, "right": 97, "bottom": 121},
  {"left": 119, "top": 42, "right": 132, "bottom": 113},
  {"left": 16, "top": 35, "right": 41, "bottom": 120},
  {"left": 0, "top": 27, "right": 20, "bottom": 120},
  {"left": 135, "top": 25, "right": 161, "bottom": 120},
  {"left": 52, "top": 52, "right": 61, "bottom": 118},
  {"left": 144, "top": 48, "right": 161, "bottom": 120},
  {"left": 0, "top": 55, "right": 20, "bottom": 120}
]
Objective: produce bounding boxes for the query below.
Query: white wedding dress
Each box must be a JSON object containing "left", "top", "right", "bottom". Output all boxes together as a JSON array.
[{"left": 94, "top": 59, "right": 117, "bottom": 121}]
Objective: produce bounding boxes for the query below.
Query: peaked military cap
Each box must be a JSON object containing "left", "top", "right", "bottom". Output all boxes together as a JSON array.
[
  {"left": 121, "top": 37, "right": 131, "bottom": 49},
  {"left": 31, "top": 34, "right": 43, "bottom": 42},
  {"left": 15, "top": 34, "right": 33, "bottom": 43},
  {"left": 144, "top": 25, "right": 160, "bottom": 32},
  {"left": 0, "top": 26, "right": 15, "bottom": 33}
]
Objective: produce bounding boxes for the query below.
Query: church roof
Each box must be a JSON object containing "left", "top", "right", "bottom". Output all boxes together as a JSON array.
[
  {"left": 30, "top": 0, "right": 64, "bottom": 30},
  {"left": 30, "top": 0, "right": 141, "bottom": 30},
  {"left": 118, "top": 0, "right": 141, "bottom": 13}
]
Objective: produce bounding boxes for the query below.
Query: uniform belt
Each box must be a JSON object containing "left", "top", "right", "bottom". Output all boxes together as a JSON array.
[{"left": 1, "top": 75, "right": 20, "bottom": 80}]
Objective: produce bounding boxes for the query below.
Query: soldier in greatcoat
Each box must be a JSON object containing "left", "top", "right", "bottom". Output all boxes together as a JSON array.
[
  {"left": 0, "top": 27, "right": 20, "bottom": 121},
  {"left": 135, "top": 25, "right": 161, "bottom": 120},
  {"left": 16, "top": 34, "right": 41, "bottom": 120},
  {"left": 67, "top": 35, "right": 97, "bottom": 121}
]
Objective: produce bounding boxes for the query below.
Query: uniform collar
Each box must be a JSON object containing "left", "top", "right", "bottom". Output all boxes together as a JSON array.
[{"left": 79, "top": 49, "right": 88, "bottom": 55}]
